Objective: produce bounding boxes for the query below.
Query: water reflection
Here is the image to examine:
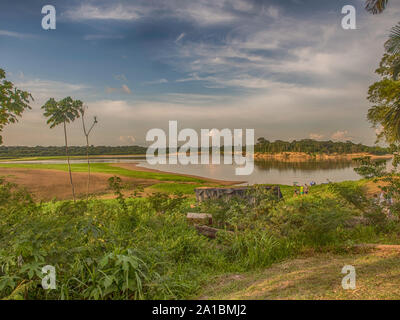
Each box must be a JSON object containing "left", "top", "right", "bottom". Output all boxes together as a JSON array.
[
  {"left": 139, "top": 158, "right": 369, "bottom": 185},
  {"left": 254, "top": 158, "right": 357, "bottom": 172}
]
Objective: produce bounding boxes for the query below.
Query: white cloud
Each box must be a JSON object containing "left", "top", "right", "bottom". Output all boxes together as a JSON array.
[
  {"left": 64, "top": 0, "right": 251, "bottom": 26},
  {"left": 119, "top": 135, "right": 136, "bottom": 144},
  {"left": 15, "top": 78, "right": 89, "bottom": 101},
  {"left": 65, "top": 4, "right": 142, "bottom": 21},
  {"left": 176, "top": 5, "right": 236, "bottom": 25},
  {"left": 121, "top": 85, "right": 132, "bottom": 94},
  {"left": 164, "top": 93, "right": 229, "bottom": 104},
  {"left": 166, "top": 6, "right": 400, "bottom": 93},
  {"left": 309, "top": 133, "right": 324, "bottom": 140},
  {"left": 0, "top": 30, "right": 35, "bottom": 39},
  {"left": 106, "top": 85, "right": 132, "bottom": 94},
  {"left": 231, "top": 0, "right": 253, "bottom": 12},
  {"left": 331, "top": 130, "right": 351, "bottom": 141},
  {"left": 264, "top": 6, "right": 279, "bottom": 18}
]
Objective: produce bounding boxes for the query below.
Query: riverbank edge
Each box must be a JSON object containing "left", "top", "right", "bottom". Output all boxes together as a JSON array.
[{"left": 110, "top": 162, "right": 245, "bottom": 186}]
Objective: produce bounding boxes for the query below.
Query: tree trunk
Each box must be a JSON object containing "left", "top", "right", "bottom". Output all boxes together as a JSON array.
[
  {"left": 85, "top": 134, "right": 90, "bottom": 199},
  {"left": 64, "top": 121, "right": 75, "bottom": 202},
  {"left": 81, "top": 114, "right": 96, "bottom": 201}
]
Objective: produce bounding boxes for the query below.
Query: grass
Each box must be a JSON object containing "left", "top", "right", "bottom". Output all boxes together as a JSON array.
[
  {"left": 0, "top": 163, "right": 207, "bottom": 183},
  {"left": 0, "top": 193, "right": 245, "bottom": 299},
  {"left": 199, "top": 248, "right": 400, "bottom": 300},
  {"left": 147, "top": 183, "right": 209, "bottom": 194},
  {"left": 1, "top": 169, "right": 400, "bottom": 300}
]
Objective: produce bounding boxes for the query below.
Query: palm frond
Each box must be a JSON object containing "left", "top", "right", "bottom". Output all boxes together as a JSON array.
[
  {"left": 385, "top": 23, "right": 400, "bottom": 54},
  {"left": 383, "top": 101, "right": 400, "bottom": 142},
  {"left": 384, "top": 27, "right": 400, "bottom": 80},
  {"left": 365, "top": 0, "right": 389, "bottom": 14}
]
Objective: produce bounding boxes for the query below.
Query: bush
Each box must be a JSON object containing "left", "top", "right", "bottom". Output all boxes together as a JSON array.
[{"left": 271, "top": 195, "right": 355, "bottom": 246}]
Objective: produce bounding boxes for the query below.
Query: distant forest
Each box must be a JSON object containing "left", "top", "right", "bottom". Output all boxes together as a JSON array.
[
  {"left": 255, "top": 138, "right": 389, "bottom": 155},
  {"left": 0, "top": 145, "right": 147, "bottom": 158},
  {"left": 0, "top": 139, "right": 389, "bottom": 158}
]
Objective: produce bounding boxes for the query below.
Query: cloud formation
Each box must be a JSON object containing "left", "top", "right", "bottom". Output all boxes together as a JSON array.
[
  {"left": 3, "top": 0, "right": 400, "bottom": 146},
  {"left": 106, "top": 85, "right": 132, "bottom": 94},
  {"left": 331, "top": 130, "right": 352, "bottom": 142},
  {"left": 309, "top": 133, "right": 324, "bottom": 140},
  {"left": 0, "top": 29, "right": 35, "bottom": 39},
  {"left": 65, "top": 4, "right": 142, "bottom": 21}
]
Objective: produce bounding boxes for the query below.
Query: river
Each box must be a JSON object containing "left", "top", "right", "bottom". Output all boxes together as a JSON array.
[{"left": 3, "top": 157, "right": 381, "bottom": 185}]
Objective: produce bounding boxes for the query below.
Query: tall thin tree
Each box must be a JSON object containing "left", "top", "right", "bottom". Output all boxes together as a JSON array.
[
  {"left": 42, "top": 97, "right": 80, "bottom": 202},
  {"left": 77, "top": 102, "right": 98, "bottom": 199}
]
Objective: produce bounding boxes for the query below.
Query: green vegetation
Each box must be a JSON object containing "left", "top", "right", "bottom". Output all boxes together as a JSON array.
[
  {"left": 1, "top": 175, "right": 399, "bottom": 300},
  {"left": 367, "top": 53, "right": 400, "bottom": 145},
  {"left": 365, "top": 0, "right": 400, "bottom": 79},
  {"left": 0, "top": 163, "right": 206, "bottom": 183},
  {"left": 0, "top": 68, "right": 33, "bottom": 145},
  {"left": 366, "top": 0, "right": 400, "bottom": 151},
  {"left": 0, "top": 139, "right": 389, "bottom": 159},
  {"left": 148, "top": 183, "right": 206, "bottom": 195},
  {"left": 255, "top": 138, "right": 388, "bottom": 155},
  {"left": 0, "top": 146, "right": 147, "bottom": 159}
]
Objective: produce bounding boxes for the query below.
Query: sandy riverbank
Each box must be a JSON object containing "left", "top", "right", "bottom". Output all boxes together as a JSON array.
[{"left": 0, "top": 162, "right": 242, "bottom": 201}]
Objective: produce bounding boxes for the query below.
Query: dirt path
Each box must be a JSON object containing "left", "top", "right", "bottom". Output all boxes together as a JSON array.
[{"left": 0, "top": 167, "right": 156, "bottom": 201}]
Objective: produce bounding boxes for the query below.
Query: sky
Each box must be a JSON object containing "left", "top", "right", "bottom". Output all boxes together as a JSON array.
[{"left": 1, "top": 0, "right": 400, "bottom": 146}]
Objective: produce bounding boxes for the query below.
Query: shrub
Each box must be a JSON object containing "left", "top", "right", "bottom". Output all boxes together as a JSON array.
[{"left": 271, "top": 195, "right": 355, "bottom": 246}]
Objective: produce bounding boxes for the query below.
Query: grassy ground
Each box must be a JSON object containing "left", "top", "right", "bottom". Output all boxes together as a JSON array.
[
  {"left": 0, "top": 163, "right": 226, "bottom": 197},
  {"left": 199, "top": 247, "right": 400, "bottom": 300},
  {"left": 0, "top": 163, "right": 206, "bottom": 183}
]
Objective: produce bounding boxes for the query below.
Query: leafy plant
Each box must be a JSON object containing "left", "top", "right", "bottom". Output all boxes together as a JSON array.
[
  {"left": 147, "top": 192, "right": 187, "bottom": 214},
  {"left": 108, "top": 176, "right": 127, "bottom": 212},
  {"left": 0, "top": 68, "right": 33, "bottom": 144}
]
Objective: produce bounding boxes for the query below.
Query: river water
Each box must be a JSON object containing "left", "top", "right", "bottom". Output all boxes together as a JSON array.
[{"left": 5, "top": 157, "right": 377, "bottom": 185}]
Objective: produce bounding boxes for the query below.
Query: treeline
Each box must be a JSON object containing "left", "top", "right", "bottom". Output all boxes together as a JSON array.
[
  {"left": 0, "top": 146, "right": 147, "bottom": 158},
  {"left": 0, "top": 139, "right": 389, "bottom": 158},
  {"left": 255, "top": 138, "right": 389, "bottom": 155}
]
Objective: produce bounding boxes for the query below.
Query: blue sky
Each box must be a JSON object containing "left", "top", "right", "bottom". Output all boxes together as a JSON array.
[{"left": 1, "top": 0, "right": 400, "bottom": 146}]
